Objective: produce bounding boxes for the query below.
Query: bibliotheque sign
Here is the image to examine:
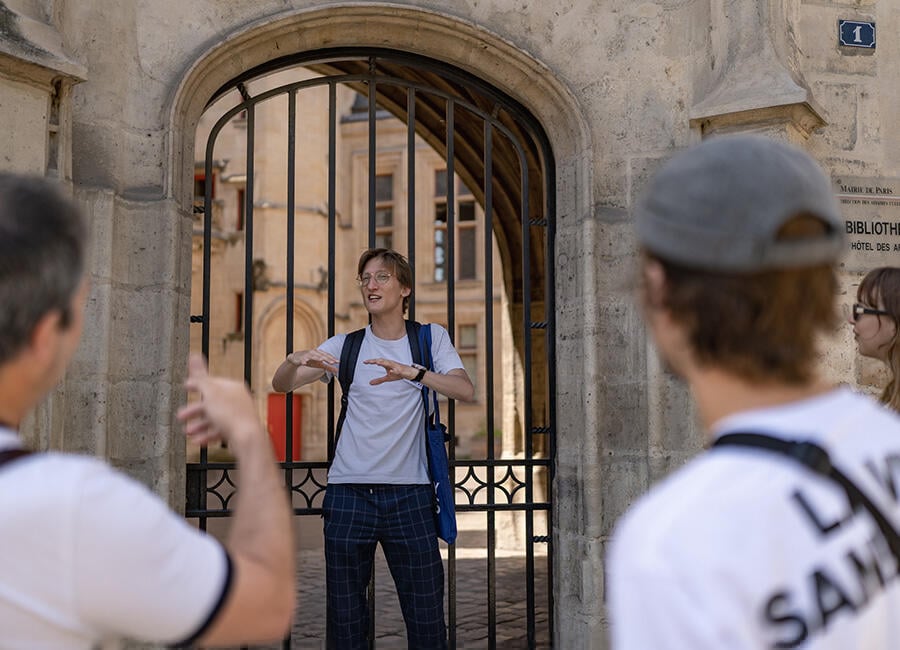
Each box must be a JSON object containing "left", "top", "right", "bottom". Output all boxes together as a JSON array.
[{"left": 833, "top": 176, "right": 900, "bottom": 271}]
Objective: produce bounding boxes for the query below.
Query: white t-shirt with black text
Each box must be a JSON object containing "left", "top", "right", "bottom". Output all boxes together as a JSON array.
[{"left": 609, "top": 388, "right": 900, "bottom": 649}]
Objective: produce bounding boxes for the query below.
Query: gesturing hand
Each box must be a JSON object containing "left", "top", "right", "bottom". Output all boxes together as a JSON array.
[
  {"left": 287, "top": 349, "right": 339, "bottom": 375},
  {"left": 364, "top": 357, "right": 416, "bottom": 385},
  {"left": 178, "top": 353, "right": 262, "bottom": 447}
]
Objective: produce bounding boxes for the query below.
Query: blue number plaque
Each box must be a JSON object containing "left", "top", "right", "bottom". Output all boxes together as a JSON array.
[{"left": 839, "top": 20, "right": 876, "bottom": 49}]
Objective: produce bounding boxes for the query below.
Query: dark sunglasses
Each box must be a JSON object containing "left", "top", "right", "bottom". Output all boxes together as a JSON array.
[{"left": 851, "top": 303, "right": 890, "bottom": 322}]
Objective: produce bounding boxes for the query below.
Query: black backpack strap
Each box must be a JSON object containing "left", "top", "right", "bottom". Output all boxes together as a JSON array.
[
  {"left": 713, "top": 432, "right": 900, "bottom": 563},
  {"left": 332, "top": 328, "right": 366, "bottom": 461},
  {"left": 405, "top": 320, "right": 423, "bottom": 366},
  {"left": 0, "top": 448, "right": 31, "bottom": 468}
]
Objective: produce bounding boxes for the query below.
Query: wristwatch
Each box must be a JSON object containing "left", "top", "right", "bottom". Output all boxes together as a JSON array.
[{"left": 411, "top": 363, "right": 427, "bottom": 382}]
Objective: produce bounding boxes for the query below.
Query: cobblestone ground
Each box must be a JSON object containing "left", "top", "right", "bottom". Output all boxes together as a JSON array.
[
  {"left": 231, "top": 513, "right": 551, "bottom": 649},
  {"left": 291, "top": 550, "right": 550, "bottom": 649}
]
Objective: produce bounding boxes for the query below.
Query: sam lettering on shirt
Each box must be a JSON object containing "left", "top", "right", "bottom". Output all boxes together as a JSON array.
[{"left": 762, "top": 453, "right": 900, "bottom": 647}]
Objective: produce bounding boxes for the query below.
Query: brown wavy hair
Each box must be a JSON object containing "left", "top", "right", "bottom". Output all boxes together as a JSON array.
[
  {"left": 857, "top": 267, "right": 900, "bottom": 412},
  {"left": 650, "top": 215, "right": 840, "bottom": 384}
]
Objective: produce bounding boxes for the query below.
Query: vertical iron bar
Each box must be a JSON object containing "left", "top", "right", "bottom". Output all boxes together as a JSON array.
[
  {"left": 366, "top": 58, "right": 377, "bottom": 650},
  {"left": 202, "top": 150, "right": 213, "bottom": 362},
  {"left": 483, "top": 119, "right": 497, "bottom": 648},
  {"left": 199, "top": 121, "right": 216, "bottom": 533},
  {"left": 543, "top": 144, "right": 557, "bottom": 647},
  {"left": 444, "top": 97, "right": 458, "bottom": 650},
  {"left": 481, "top": 120, "right": 495, "bottom": 464},
  {"left": 518, "top": 145, "right": 536, "bottom": 648},
  {"left": 324, "top": 79, "right": 338, "bottom": 650},
  {"left": 243, "top": 105, "right": 255, "bottom": 387},
  {"left": 285, "top": 90, "right": 296, "bottom": 471},
  {"left": 445, "top": 98, "right": 456, "bottom": 333},
  {"left": 367, "top": 61, "right": 377, "bottom": 249},
  {"left": 282, "top": 90, "right": 294, "bottom": 650},
  {"left": 407, "top": 87, "right": 416, "bottom": 321},
  {"left": 327, "top": 82, "right": 337, "bottom": 459}
]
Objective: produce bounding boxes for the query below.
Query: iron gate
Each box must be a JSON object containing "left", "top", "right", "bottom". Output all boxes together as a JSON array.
[{"left": 187, "top": 48, "right": 556, "bottom": 649}]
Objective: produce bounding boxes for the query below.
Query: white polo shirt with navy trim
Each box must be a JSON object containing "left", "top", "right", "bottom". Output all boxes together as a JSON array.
[{"left": 0, "top": 427, "right": 231, "bottom": 649}]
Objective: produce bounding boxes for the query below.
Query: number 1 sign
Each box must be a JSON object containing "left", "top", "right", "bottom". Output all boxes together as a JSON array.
[{"left": 839, "top": 20, "right": 876, "bottom": 49}]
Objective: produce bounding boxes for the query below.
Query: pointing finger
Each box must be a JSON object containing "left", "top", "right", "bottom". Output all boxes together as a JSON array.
[{"left": 185, "top": 353, "right": 209, "bottom": 392}]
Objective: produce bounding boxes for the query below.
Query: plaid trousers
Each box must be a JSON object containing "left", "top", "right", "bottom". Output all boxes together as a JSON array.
[{"left": 323, "top": 483, "right": 447, "bottom": 649}]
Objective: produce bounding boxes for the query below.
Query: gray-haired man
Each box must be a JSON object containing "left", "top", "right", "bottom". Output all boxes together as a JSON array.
[{"left": 0, "top": 173, "right": 295, "bottom": 647}]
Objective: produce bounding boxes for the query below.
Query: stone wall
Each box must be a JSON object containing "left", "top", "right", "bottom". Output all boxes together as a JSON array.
[{"left": 2, "top": 1, "right": 898, "bottom": 647}]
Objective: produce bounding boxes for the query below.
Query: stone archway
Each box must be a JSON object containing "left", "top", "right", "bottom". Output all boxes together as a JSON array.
[
  {"left": 168, "top": 5, "right": 590, "bottom": 221},
  {"left": 168, "top": 6, "right": 594, "bottom": 647}
]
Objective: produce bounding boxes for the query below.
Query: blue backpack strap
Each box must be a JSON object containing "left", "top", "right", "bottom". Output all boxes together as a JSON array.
[
  {"left": 333, "top": 328, "right": 366, "bottom": 460},
  {"left": 418, "top": 322, "right": 434, "bottom": 371},
  {"left": 415, "top": 323, "right": 444, "bottom": 431}
]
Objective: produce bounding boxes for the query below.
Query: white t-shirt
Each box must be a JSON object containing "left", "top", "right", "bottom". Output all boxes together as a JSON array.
[
  {"left": 320, "top": 323, "right": 464, "bottom": 484},
  {"left": 609, "top": 388, "right": 900, "bottom": 649},
  {"left": 0, "top": 428, "right": 230, "bottom": 649}
]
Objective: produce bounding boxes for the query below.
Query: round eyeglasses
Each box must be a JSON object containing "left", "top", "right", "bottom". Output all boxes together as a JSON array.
[
  {"left": 356, "top": 272, "right": 393, "bottom": 287},
  {"left": 847, "top": 302, "right": 890, "bottom": 322}
]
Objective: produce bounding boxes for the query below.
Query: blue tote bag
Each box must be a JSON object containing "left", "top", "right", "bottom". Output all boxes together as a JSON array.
[{"left": 418, "top": 325, "right": 458, "bottom": 545}]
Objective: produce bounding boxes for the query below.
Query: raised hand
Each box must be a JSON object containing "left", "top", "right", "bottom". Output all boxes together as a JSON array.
[
  {"left": 177, "top": 353, "right": 263, "bottom": 447},
  {"left": 364, "top": 357, "right": 416, "bottom": 385},
  {"left": 286, "top": 349, "right": 339, "bottom": 375}
]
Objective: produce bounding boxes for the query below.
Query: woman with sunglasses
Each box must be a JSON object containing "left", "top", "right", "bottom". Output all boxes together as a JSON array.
[{"left": 849, "top": 266, "right": 900, "bottom": 412}]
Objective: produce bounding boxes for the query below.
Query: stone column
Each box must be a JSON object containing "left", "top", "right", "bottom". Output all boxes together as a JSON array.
[{"left": 1, "top": 3, "right": 87, "bottom": 450}]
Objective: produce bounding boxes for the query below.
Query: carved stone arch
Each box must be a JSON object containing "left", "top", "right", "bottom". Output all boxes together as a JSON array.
[
  {"left": 254, "top": 294, "right": 326, "bottom": 388},
  {"left": 255, "top": 295, "right": 328, "bottom": 458},
  {"left": 167, "top": 4, "right": 591, "bottom": 234}
]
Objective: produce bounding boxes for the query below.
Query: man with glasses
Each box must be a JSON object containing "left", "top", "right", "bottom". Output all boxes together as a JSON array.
[
  {"left": 273, "top": 248, "right": 474, "bottom": 649},
  {"left": 609, "top": 135, "right": 900, "bottom": 648}
]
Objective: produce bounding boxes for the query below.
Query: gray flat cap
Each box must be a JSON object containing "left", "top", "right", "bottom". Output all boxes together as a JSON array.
[{"left": 634, "top": 135, "right": 846, "bottom": 272}]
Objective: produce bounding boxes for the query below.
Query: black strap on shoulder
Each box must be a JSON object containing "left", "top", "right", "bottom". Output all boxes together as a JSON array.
[
  {"left": 332, "top": 328, "right": 366, "bottom": 461},
  {"left": 405, "top": 320, "right": 423, "bottom": 367},
  {"left": 337, "top": 328, "right": 366, "bottom": 397},
  {"left": 0, "top": 448, "right": 31, "bottom": 468},
  {"left": 714, "top": 432, "right": 900, "bottom": 563}
]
